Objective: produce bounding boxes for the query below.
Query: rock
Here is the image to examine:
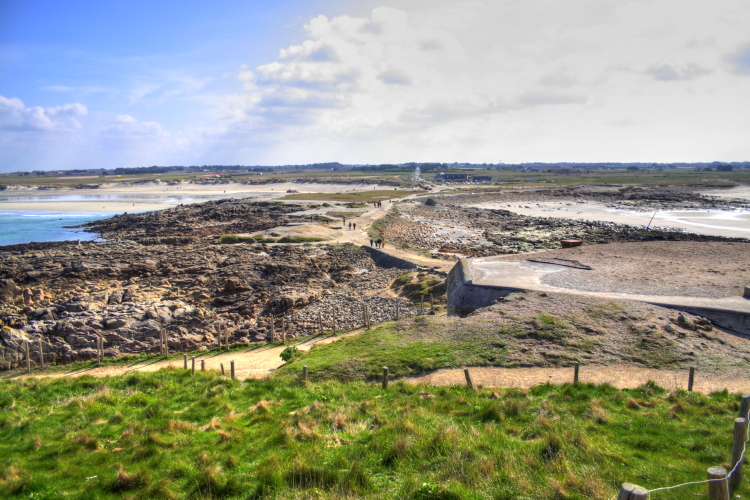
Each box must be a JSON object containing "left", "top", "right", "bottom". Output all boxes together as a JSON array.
[
  {"left": 0, "top": 279, "right": 22, "bottom": 304},
  {"left": 108, "top": 289, "right": 123, "bottom": 305},
  {"left": 104, "top": 318, "right": 130, "bottom": 329}
]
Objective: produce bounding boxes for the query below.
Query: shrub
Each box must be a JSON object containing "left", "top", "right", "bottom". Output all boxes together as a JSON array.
[
  {"left": 280, "top": 347, "right": 299, "bottom": 362},
  {"left": 277, "top": 236, "right": 327, "bottom": 243}
]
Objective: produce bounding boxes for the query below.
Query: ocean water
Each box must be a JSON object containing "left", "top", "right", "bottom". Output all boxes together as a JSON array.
[{"left": 0, "top": 211, "right": 112, "bottom": 246}]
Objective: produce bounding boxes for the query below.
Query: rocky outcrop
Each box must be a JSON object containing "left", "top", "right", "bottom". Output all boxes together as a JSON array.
[{"left": 0, "top": 200, "right": 423, "bottom": 367}]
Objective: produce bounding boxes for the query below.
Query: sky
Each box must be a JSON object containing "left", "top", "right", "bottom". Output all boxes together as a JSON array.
[{"left": 1, "top": 0, "right": 749, "bottom": 172}]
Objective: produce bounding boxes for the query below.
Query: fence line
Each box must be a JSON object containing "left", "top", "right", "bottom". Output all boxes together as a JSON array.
[{"left": 614, "top": 400, "right": 750, "bottom": 499}]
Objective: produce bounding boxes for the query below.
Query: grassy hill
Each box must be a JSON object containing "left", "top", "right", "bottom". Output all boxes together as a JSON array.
[
  {"left": 275, "top": 291, "right": 750, "bottom": 382},
  {"left": 0, "top": 370, "right": 746, "bottom": 500}
]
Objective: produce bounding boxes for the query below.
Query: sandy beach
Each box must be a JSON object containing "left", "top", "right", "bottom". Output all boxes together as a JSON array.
[
  {"left": 470, "top": 200, "right": 750, "bottom": 238},
  {"left": 0, "top": 181, "right": 395, "bottom": 213}
]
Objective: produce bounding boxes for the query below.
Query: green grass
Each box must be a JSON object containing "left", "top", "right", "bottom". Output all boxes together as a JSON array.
[
  {"left": 0, "top": 370, "right": 746, "bottom": 499},
  {"left": 276, "top": 236, "right": 328, "bottom": 243},
  {"left": 391, "top": 272, "right": 447, "bottom": 301},
  {"left": 368, "top": 206, "right": 401, "bottom": 239},
  {"left": 217, "top": 235, "right": 256, "bottom": 244}
]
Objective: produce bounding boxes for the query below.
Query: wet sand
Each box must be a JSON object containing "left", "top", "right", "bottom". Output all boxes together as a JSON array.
[
  {"left": 470, "top": 200, "right": 750, "bottom": 238},
  {"left": 0, "top": 182, "right": 395, "bottom": 213}
]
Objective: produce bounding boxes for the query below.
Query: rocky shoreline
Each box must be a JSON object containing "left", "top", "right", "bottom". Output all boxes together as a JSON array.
[
  {"left": 0, "top": 200, "right": 422, "bottom": 369},
  {"left": 380, "top": 189, "right": 749, "bottom": 258}
]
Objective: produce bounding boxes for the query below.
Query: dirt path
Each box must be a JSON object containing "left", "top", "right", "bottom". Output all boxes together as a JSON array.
[
  {"left": 408, "top": 366, "right": 750, "bottom": 394},
  {"left": 7, "top": 330, "right": 362, "bottom": 381},
  {"left": 335, "top": 200, "right": 454, "bottom": 272}
]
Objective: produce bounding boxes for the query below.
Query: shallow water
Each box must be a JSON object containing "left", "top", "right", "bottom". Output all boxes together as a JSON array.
[{"left": 0, "top": 210, "right": 112, "bottom": 246}]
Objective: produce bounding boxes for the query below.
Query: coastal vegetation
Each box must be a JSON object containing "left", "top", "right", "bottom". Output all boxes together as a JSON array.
[{"left": 0, "top": 370, "right": 745, "bottom": 499}]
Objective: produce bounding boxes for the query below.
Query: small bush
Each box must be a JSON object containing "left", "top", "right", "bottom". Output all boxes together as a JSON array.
[
  {"left": 217, "top": 234, "right": 254, "bottom": 244},
  {"left": 280, "top": 347, "right": 299, "bottom": 362},
  {"left": 278, "top": 236, "right": 327, "bottom": 243}
]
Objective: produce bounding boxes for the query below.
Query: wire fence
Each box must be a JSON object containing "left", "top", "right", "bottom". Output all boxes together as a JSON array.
[{"left": 613, "top": 397, "right": 750, "bottom": 499}]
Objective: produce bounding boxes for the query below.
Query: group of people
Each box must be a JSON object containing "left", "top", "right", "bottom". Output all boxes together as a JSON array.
[
  {"left": 369, "top": 238, "right": 385, "bottom": 248},
  {"left": 373, "top": 201, "right": 384, "bottom": 207},
  {"left": 348, "top": 222, "right": 357, "bottom": 230}
]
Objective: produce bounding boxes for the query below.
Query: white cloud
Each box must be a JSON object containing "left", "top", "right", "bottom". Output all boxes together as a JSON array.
[
  {"left": 210, "top": 1, "right": 750, "bottom": 164},
  {"left": 0, "top": 95, "right": 88, "bottom": 131},
  {"left": 100, "top": 114, "right": 169, "bottom": 138}
]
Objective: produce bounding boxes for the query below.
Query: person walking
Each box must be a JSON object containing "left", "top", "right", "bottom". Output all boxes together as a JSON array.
[
  {"left": 370, "top": 238, "right": 374, "bottom": 247},
  {"left": 381, "top": 239, "right": 386, "bottom": 248},
  {"left": 348, "top": 222, "right": 352, "bottom": 230},
  {"left": 353, "top": 222, "right": 356, "bottom": 230},
  {"left": 376, "top": 238, "right": 382, "bottom": 248}
]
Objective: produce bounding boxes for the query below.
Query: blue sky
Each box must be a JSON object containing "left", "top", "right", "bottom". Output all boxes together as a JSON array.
[{"left": 1, "top": 0, "right": 749, "bottom": 171}]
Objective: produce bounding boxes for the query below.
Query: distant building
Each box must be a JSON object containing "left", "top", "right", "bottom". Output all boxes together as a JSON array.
[
  {"left": 435, "top": 173, "right": 469, "bottom": 181},
  {"left": 473, "top": 176, "right": 492, "bottom": 182}
]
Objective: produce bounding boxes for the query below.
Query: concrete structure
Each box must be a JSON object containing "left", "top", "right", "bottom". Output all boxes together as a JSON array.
[{"left": 447, "top": 257, "right": 750, "bottom": 335}]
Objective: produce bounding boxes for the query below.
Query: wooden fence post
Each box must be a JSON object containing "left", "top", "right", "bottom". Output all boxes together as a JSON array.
[
  {"left": 382, "top": 366, "right": 389, "bottom": 389},
  {"left": 230, "top": 361, "right": 235, "bottom": 380},
  {"left": 191, "top": 357, "right": 195, "bottom": 375},
  {"left": 160, "top": 329, "right": 164, "bottom": 356},
  {"left": 420, "top": 295, "right": 424, "bottom": 315},
  {"left": 616, "top": 483, "right": 649, "bottom": 500},
  {"left": 464, "top": 368, "right": 476, "bottom": 391},
  {"left": 708, "top": 466, "right": 729, "bottom": 500},
  {"left": 201, "top": 359, "right": 205, "bottom": 372},
  {"left": 430, "top": 294, "right": 434, "bottom": 314},
  {"left": 731, "top": 417, "right": 748, "bottom": 491},
  {"left": 38, "top": 339, "right": 44, "bottom": 369},
  {"left": 739, "top": 395, "right": 750, "bottom": 419},
  {"left": 318, "top": 312, "right": 323, "bottom": 334},
  {"left": 221, "top": 363, "right": 225, "bottom": 375},
  {"left": 302, "top": 365, "right": 308, "bottom": 381},
  {"left": 332, "top": 314, "right": 337, "bottom": 335},
  {"left": 282, "top": 318, "right": 286, "bottom": 344},
  {"left": 183, "top": 354, "right": 187, "bottom": 369},
  {"left": 574, "top": 363, "right": 580, "bottom": 383},
  {"left": 688, "top": 367, "right": 695, "bottom": 392},
  {"left": 96, "top": 336, "right": 101, "bottom": 367}
]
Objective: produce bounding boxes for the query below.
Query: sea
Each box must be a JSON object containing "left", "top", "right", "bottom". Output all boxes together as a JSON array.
[{"left": 0, "top": 210, "right": 112, "bottom": 246}]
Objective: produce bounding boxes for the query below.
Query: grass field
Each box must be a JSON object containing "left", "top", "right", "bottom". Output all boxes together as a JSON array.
[{"left": 0, "top": 369, "right": 745, "bottom": 500}]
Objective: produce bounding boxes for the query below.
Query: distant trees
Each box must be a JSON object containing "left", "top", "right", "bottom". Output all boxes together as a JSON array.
[
  {"left": 626, "top": 166, "right": 640, "bottom": 171},
  {"left": 716, "top": 165, "right": 733, "bottom": 172}
]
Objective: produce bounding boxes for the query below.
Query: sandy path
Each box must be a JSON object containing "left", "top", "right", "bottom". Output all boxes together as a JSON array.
[
  {"left": 7, "top": 330, "right": 359, "bottom": 381},
  {"left": 14, "top": 353, "right": 748, "bottom": 394},
  {"left": 408, "top": 366, "right": 750, "bottom": 394},
  {"left": 334, "top": 200, "right": 455, "bottom": 272}
]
